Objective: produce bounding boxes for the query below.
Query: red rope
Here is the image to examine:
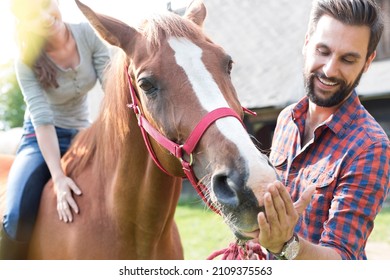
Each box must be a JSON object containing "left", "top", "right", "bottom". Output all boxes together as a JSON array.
[{"left": 207, "top": 240, "right": 267, "bottom": 260}]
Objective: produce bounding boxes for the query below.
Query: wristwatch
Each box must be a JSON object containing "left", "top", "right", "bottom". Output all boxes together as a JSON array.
[{"left": 269, "top": 233, "right": 300, "bottom": 260}]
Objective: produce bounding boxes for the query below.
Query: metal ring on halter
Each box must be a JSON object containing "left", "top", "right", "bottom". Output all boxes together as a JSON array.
[{"left": 179, "top": 145, "right": 194, "bottom": 166}]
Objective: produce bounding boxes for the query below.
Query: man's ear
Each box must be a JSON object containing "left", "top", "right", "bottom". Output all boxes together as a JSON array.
[{"left": 363, "top": 51, "right": 376, "bottom": 73}]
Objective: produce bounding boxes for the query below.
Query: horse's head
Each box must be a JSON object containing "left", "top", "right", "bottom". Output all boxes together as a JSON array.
[{"left": 75, "top": 0, "right": 277, "bottom": 241}]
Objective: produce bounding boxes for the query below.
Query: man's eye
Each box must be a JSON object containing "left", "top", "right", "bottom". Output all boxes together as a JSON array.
[
  {"left": 316, "top": 48, "right": 329, "bottom": 56},
  {"left": 342, "top": 57, "right": 357, "bottom": 64}
]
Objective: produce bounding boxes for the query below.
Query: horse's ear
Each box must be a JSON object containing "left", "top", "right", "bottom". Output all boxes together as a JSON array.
[
  {"left": 184, "top": 0, "right": 207, "bottom": 27},
  {"left": 75, "top": 0, "right": 139, "bottom": 54}
]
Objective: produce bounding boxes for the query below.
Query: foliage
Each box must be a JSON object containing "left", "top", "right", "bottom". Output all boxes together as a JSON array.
[{"left": 0, "top": 60, "right": 25, "bottom": 130}]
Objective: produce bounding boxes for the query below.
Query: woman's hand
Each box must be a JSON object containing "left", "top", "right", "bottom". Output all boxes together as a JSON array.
[
  {"left": 35, "top": 125, "right": 82, "bottom": 223},
  {"left": 54, "top": 175, "right": 82, "bottom": 223}
]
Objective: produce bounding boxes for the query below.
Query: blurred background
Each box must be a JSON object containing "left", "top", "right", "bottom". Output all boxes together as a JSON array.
[{"left": 1, "top": 0, "right": 389, "bottom": 151}]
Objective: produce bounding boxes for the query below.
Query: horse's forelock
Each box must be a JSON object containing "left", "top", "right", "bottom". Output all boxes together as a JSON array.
[{"left": 138, "top": 12, "right": 203, "bottom": 49}]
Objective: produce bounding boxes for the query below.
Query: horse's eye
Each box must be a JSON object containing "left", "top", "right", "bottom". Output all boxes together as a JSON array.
[{"left": 138, "top": 79, "right": 156, "bottom": 95}]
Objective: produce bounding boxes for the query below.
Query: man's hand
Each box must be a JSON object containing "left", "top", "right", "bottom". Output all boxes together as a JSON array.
[{"left": 257, "top": 181, "right": 315, "bottom": 253}]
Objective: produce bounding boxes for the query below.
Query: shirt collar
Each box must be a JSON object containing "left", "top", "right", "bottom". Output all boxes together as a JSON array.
[{"left": 291, "top": 91, "right": 360, "bottom": 138}]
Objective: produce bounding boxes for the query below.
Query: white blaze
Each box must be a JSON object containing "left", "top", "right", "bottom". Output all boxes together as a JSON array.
[{"left": 168, "top": 37, "right": 275, "bottom": 187}]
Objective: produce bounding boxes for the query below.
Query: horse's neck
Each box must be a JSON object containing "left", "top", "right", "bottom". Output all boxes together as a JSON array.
[
  {"left": 112, "top": 137, "right": 183, "bottom": 212},
  {"left": 108, "top": 122, "right": 183, "bottom": 244}
]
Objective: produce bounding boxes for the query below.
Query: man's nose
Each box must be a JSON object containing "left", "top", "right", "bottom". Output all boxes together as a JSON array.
[{"left": 322, "top": 57, "right": 339, "bottom": 78}]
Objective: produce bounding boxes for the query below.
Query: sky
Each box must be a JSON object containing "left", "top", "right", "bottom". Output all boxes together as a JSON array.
[{"left": 0, "top": 0, "right": 189, "bottom": 64}]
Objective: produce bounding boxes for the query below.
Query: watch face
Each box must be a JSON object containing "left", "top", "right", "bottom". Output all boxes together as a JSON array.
[{"left": 284, "top": 237, "right": 300, "bottom": 260}]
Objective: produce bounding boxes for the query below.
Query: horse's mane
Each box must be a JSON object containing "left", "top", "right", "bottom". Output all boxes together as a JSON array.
[
  {"left": 62, "top": 12, "right": 204, "bottom": 182},
  {"left": 62, "top": 50, "right": 131, "bottom": 181}
]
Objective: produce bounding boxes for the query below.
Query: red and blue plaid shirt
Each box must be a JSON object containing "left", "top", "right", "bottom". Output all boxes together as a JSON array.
[{"left": 269, "top": 91, "right": 390, "bottom": 259}]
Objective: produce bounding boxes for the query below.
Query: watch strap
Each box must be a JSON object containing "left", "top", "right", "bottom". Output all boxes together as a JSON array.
[{"left": 267, "top": 233, "right": 299, "bottom": 260}]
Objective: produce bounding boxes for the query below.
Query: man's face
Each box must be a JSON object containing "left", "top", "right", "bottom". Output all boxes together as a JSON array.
[{"left": 303, "top": 15, "right": 376, "bottom": 107}]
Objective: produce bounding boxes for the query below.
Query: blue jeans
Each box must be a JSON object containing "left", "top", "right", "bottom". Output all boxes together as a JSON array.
[{"left": 3, "top": 120, "right": 78, "bottom": 242}]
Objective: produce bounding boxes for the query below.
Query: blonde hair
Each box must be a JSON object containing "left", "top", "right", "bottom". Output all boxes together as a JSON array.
[{"left": 11, "top": 0, "right": 59, "bottom": 89}]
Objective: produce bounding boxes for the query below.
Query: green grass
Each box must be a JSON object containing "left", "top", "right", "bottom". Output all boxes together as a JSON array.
[
  {"left": 367, "top": 206, "right": 390, "bottom": 244},
  {"left": 175, "top": 201, "right": 390, "bottom": 260},
  {"left": 175, "top": 201, "right": 234, "bottom": 260}
]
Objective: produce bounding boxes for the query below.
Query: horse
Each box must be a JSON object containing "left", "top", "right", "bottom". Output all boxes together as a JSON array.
[{"left": 0, "top": 0, "right": 277, "bottom": 259}]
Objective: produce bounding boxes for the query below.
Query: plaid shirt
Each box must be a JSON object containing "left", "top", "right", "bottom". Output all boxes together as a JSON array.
[{"left": 269, "top": 91, "right": 390, "bottom": 259}]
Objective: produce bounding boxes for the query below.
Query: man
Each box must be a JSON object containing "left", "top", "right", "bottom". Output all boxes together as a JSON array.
[{"left": 257, "top": 0, "right": 390, "bottom": 260}]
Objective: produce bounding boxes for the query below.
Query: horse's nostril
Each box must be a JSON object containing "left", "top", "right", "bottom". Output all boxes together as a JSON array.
[{"left": 212, "top": 171, "right": 242, "bottom": 208}]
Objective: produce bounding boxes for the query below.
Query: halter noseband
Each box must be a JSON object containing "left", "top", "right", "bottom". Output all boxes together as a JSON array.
[{"left": 126, "top": 69, "right": 255, "bottom": 214}]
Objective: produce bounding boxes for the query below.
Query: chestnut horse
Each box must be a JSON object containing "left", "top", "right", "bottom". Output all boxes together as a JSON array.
[{"left": 0, "top": 0, "right": 277, "bottom": 259}]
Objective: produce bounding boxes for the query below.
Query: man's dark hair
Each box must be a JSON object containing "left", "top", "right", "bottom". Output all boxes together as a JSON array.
[{"left": 308, "top": 0, "right": 384, "bottom": 58}]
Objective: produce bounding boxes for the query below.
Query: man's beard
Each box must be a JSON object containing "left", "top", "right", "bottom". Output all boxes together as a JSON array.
[{"left": 304, "top": 69, "right": 364, "bottom": 107}]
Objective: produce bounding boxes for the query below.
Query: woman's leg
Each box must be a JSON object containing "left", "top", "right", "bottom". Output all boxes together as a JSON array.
[
  {"left": 1, "top": 123, "right": 78, "bottom": 259},
  {"left": 3, "top": 136, "right": 50, "bottom": 242},
  {"left": 0, "top": 130, "right": 50, "bottom": 259},
  {"left": 3, "top": 148, "right": 50, "bottom": 242}
]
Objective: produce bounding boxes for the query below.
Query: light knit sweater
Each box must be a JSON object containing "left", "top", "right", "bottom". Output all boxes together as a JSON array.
[{"left": 15, "top": 22, "right": 110, "bottom": 130}]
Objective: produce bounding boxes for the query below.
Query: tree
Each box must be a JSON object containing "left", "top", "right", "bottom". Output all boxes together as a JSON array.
[{"left": 0, "top": 60, "right": 25, "bottom": 130}]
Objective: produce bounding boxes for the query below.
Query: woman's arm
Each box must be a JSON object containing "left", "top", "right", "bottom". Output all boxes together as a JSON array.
[{"left": 35, "top": 124, "right": 82, "bottom": 223}]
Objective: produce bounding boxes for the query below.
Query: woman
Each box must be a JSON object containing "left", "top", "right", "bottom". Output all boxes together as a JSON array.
[{"left": 0, "top": 0, "right": 110, "bottom": 259}]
